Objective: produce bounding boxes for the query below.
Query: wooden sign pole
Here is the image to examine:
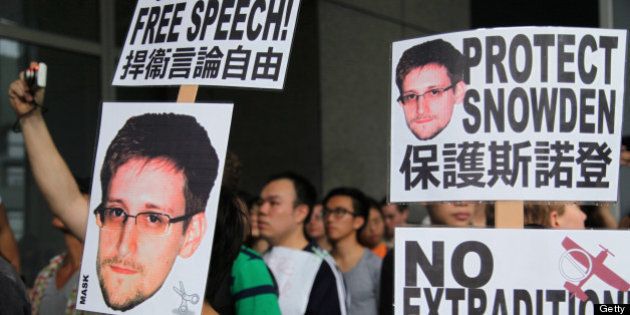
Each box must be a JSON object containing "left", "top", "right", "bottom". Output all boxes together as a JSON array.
[
  {"left": 177, "top": 84, "right": 199, "bottom": 103},
  {"left": 494, "top": 201, "right": 524, "bottom": 228}
]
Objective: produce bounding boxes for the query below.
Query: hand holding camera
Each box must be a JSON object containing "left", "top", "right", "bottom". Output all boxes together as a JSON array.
[
  {"left": 24, "top": 62, "right": 47, "bottom": 93},
  {"left": 8, "top": 61, "right": 47, "bottom": 116},
  {"left": 8, "top": 61, "right": 48, "bottom": 131}
]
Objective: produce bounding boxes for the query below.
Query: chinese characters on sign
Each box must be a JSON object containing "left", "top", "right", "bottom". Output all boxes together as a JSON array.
[
  {"left": 113, "top": 0, "right": 301, "bottom": 89},
  {"left": 399, "top": 141, "right": 612, "bottom": 191},
  {"left": 389, "top": 27, "right": 626, "bottom": 202},
  {"left": 119, "top": 46, "right": 283, "bottom": 82}
]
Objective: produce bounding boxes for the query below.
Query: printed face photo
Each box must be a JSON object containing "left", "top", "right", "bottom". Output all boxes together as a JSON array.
[
  {"left": 91, "top": 112, "right": 219, "bottom": 312},
  {"left": 399, "top": 63, "right": 465, "bottom": 140},
  {"left": 78, "top": 105, "right": 231, "bottom": 315},
  {"left": 389, "top": 29, "right": 626, "bottom": 204},
  {"left": 95, "top": 157, "right": 206, "bottom": 311}
]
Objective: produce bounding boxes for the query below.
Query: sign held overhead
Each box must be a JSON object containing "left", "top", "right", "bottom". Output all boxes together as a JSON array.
[
  {"left": 114, "top": 0, "right": 302, "bottom": 89},
  {"left": 389, "top": 27, "right": 628, "bottom": 203}
]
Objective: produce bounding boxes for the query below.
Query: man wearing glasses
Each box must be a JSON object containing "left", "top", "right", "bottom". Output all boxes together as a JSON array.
[
  {"left": 324, "top": 187, "right": 381, "bottom": 315},
  {"left": 395, "top": 39, "right": 467, "bottom": 140},
  {"left": 8, "top": 74, "right": 218, "bottom": 311},
  {"left": 93, "top": 113, "right": 218, "bottom": 311}
]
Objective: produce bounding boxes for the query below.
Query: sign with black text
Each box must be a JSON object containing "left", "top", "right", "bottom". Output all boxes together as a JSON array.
[
  {"left": 395, "top": 228, "right": 630, "bottom": 314},
  {"left": 389, "top": 27, "right": 627, "bottom": 202},
  {"left": 113, "top": 0, "right": 301, "bottom": 89}
]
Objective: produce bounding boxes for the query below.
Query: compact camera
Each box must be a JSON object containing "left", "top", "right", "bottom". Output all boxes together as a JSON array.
[{"left": 24, "top": 62, "right": 47, "bottom": 91}]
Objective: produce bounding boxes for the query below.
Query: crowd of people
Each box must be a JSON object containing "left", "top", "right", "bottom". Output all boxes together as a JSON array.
[{"left": 3, "top": 67, "right": 630, "bottom": 315}]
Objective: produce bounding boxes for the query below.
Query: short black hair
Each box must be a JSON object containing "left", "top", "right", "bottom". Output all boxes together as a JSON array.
[
  {"left": 265, "top": 171, "right": 317, "bottom": 226},
  {"left": 380, "top": 197, "right": 408, "bottom": 213},
  {"left": 366, "top": 196, "right": 384, "bottom": 218},
  {"left": 265, "top": 171, "right": 317, "bottom": 207},
  {"left": 395, "top": 39, "right": 466, "bottom": 95},
  {"left": 100, "top": 113, "right": 218, "bottom": 231},
  {"left": 323, "top": 187, "right": 369, "bottom": 235}
]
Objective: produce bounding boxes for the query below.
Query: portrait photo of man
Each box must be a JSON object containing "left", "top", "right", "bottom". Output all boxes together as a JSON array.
[
  {"left": 395, "top": 39, "right": 467, "bottom": 140},
  {"left": 91, "top": 112, "right": 219, "bottom": 311}
]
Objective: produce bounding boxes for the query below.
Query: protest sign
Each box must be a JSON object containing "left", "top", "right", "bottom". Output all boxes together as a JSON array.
[
  {"left": 76, "top": 102, "right": 233, "bottom": 314},
  {"left": 395, "top": 228, "right": 630, "bottom": 314},
  {"left": 113, "top": 0, "right": 301, "bottom": 89},
  {"left": 389, "top": 27, "right": 627, "bottom": 203}
]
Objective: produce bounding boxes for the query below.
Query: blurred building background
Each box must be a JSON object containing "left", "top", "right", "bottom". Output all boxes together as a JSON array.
[{"left": 0, "top": 0, "right": 628, "bottom": 284}]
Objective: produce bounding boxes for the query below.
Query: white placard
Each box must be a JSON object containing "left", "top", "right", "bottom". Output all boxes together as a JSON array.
[
  {"left": 113, "top": 0, "right": 301, "bottom": 90},
  {"left": 395, "top": 228, "right": 630, "bottom": 314},
  {"left": 389, "top": 27, "right": 627, "bottom": 202},
  {"left": 76, "top": 102, "right": 233, "bottom": 314}
]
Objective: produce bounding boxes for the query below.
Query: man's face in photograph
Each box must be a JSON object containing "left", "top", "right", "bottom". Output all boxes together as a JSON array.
[
  {"left": 399, "top": 63, "right": 464, "bottom": 140},
  {"left": 95, "top": 157, "right": 204, "bottom": 311}
]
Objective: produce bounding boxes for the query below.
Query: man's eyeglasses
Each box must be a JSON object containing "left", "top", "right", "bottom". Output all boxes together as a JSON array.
[
  {"left": 94, "top": 206, "right": 195, "bottom": 236},
  {"left": 397, "top": 83, "right": 457, "bottom": 106},
  {"left": 323, "top": 207, "right": 357, "bottom": 219}
]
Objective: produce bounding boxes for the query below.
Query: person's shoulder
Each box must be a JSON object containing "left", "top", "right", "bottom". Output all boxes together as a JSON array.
[
  {"left": 0, "top": 256, "right": 29, "bottom": 314},
  {"left": 239, "top": 245, "right": 264, "bottom": 260},
  {"left": 0, "top": 256, "right": 23, "bottom": 290},
  {"left": 303, "top": 243, "right": 330, "bottom": 260},
  {"left": 233, "top": 246, "right": 266, "bottom": 270},
  {"left": 362, "top": 250, "right": 382, "bottom": 279},
  {"left": 310, "top": 259, "right": 341, "bottom": 305},
  {"left": 306, "top": 260, "right": 343, "bottom": 315},
  {"left": 314, "top": 257, "right": 336, "bottom": 281},
  {"left": 364, "top": 249, "right": 382, "bottom": 266}
]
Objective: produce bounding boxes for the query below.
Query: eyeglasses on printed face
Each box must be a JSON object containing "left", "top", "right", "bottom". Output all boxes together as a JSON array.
[
  {"left": 94, "top": 206, "right": 194, "bottom": 236},
  {"left": 323, "top": 207, "right": 357, "bottom": 219},
  {"left": 397, "top": 83, "right": 457, "bottom": 106}
]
